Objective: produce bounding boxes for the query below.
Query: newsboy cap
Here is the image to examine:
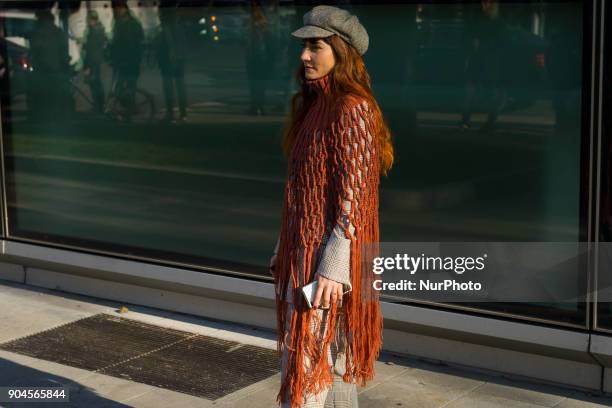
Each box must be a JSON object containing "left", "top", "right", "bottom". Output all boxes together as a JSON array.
[{"left": 291, "top": 5, "right": 369, "bottom": 55}]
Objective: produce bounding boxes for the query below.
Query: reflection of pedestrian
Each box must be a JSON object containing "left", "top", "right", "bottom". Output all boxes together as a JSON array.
[
  {"left": 245, "top": 0, "right": 270, "bottom": 116},
  {"left": 262, "top": 0, "right": 282, "bottom": 111},
  {"left": 83, "top": 11, "right": 107, "bottom": 113},
  {"left": 547, "top": 8, "right": 581, "bottom": 136},
  {"left": 461, "top": 1, "right": 508, "bottom": 131},
  {"left": 27, "top": 9, "right": 71, "bottom": 121},
  {"left": 109, "top": 0, "right": 144, "bottom": 121},
  {"left": 155, "top": 6, "right": 187, "bottom": 122},
  {"left": 603, "top": 137, "right": 612, "bottom": 241},
  {"left": 461, "top": 33, "right": 482, "bottom": 130},
  {"left": 0, "top": 52, "right": 7, "bottom": 102}
]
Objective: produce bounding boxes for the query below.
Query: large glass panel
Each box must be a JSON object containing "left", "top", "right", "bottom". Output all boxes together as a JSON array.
[
  {"left": 0, "top": 1, "right": 587, "bottom": 324},
  {"left": 375, "top": 2, "right": 586, "bottom": 325}
]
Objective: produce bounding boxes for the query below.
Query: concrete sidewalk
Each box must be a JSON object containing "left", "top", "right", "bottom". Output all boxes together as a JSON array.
[{"left": 0, "top": 279, "right": 610, "bottom": 408}]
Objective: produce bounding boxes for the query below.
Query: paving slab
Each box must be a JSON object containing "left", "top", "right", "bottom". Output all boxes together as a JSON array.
[
  {"left": 442, "top": 392, "right": 554, "bottom": 408},
  {"left": 358, "top": 367, "right": 484, "bottom": 408},
  {"left": 126, "top": 387, "right": 214, "bottom": 408},
  {"left": 466, "top": 379, "right": 570, "bottom": 407},
  {"left": 215, "top": 373, "right": 281, "bottom": 408},
  {"left": 554, "top": 393, "right": 612, "bottom": 408}
]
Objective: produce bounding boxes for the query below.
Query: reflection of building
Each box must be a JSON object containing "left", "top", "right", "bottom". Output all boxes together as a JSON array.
[
  {"left": 86, "top": 0, "right": 161, "bottom": 40},
  {"left": 1, "top": 0, "right": 612, "bottom": 399}
]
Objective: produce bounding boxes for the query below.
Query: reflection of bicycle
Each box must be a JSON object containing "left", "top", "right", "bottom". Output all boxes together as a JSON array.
[
  {"left": 106, "top": 72, "right": 155, "bottom": 123},
  {"left": 69, "top": 70, "right": 155, "bottom": 123}
]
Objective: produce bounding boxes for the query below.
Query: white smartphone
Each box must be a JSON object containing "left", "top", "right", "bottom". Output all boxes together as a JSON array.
[{"left": 301, "top": 280, "right": 350, "bottom": 308}]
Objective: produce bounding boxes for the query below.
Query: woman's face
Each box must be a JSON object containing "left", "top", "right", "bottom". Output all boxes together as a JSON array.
[{"left": 301, "top": 38, "right": 335, "bottom": 80}]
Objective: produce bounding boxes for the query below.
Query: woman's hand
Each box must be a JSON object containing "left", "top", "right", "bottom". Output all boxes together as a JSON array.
[
  {"left": 313, "top": 274, "right": 344, "bottom": 309},
  {"left": 269, "top": 253, "right": 277, "bottom": 277}
]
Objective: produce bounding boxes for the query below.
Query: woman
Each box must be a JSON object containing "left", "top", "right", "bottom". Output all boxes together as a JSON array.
[{"left": 269, "top": 5, "right": 393, "bottom": 408}]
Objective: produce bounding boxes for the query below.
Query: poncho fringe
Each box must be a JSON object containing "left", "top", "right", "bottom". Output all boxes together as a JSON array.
[{"left": 274, "top": 73, "right": 383, "bottom": 408}]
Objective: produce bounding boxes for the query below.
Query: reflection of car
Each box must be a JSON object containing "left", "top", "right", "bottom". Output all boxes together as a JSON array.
[
  {"left": 0, "top": 37, "right": 33, "bottom": 101},
  {"left": 0, "top": 10, "right": 37, "bottom": 101},
  {"left": 2, "top": 5, "right": 86, "bottom": 70},
  {"left": 197, "top": 1, "right": 294, "bottom": 43},
  {"left": 198, "top": 7, "right": 250, "bottom": 43},
  {"left": 414, "top": 7, "right": 548, "bottom": 113},
  {"left": 0, "top": 9, "right": 37, "bottom": 48},
  {"left": 0, "top": 6, "right": 89, "bottom": 67}
]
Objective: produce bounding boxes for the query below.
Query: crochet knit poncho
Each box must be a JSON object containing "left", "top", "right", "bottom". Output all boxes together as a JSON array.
[{"left": 274, "top": 72, "right": 383, "bottom": 407}]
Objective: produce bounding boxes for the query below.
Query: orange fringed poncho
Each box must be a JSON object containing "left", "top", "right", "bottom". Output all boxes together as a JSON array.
[{"left": 274, "top": 72, "right": 383, "bottom": 407}]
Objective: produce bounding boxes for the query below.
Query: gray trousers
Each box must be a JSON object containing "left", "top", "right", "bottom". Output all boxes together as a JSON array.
[{"left": 280, "top": 303, "right": 359, "bottom": 408}]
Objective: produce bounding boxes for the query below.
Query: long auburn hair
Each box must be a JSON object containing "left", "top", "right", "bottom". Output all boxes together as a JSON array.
[{"left": 281, "top": 35, "right": 394, "bottom": 176}]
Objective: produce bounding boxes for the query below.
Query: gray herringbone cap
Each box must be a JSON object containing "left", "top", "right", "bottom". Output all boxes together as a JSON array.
[{"left": 291, "top": 5, "right": 369, "bottom": 55}]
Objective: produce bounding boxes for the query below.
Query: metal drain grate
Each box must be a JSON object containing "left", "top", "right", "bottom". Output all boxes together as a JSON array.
[{"left": 0, "top": 313, "right": 279, "bottom": 400}]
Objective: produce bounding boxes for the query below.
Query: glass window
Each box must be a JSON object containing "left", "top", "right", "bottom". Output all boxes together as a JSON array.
[
  {"left": 0, "top": 0, "right": 588, "bottom": 325},
  {"left": 376, "top": 2, "right": 585, "bottom": 325}
]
